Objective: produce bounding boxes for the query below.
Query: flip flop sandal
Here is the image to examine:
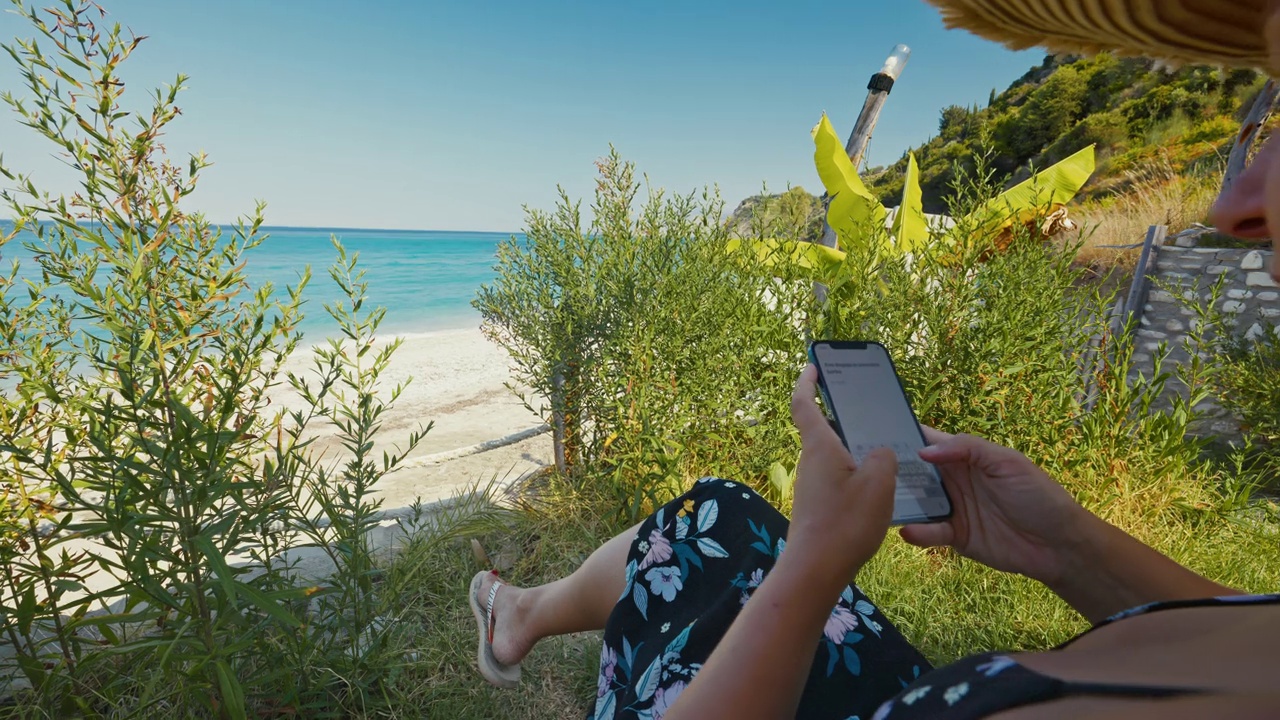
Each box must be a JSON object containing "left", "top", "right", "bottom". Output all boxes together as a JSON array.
[{"left": 469, "top": 570, "right": 522, "bottom": 688}]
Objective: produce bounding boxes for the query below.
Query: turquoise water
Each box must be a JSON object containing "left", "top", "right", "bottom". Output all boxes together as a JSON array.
[{"left": 1, "top": 224, "right": 514, "bottom": 340}]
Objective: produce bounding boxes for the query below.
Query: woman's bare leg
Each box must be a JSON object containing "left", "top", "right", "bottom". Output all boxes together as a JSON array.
[{"left": 479, "top": 522, "right": 641, "bottom": 665}]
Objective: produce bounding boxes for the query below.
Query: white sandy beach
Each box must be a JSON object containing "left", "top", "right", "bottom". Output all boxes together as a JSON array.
[{"left": 268, "top": 327, "right": 553, "bottom": 511}]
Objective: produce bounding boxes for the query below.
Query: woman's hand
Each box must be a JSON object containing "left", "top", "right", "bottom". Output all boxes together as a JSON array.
[
  {"left": 899, "top": 428, "right": 1094, "bottom": 586},
  {"left": 786, "top": 365, "right": 897, "bottom": 584},
  {"left": 902, "top": 428, "right": 1239, "bottom": 621},
  {"left": 660, "top": 366, "right": 898, "bottom": 720}
]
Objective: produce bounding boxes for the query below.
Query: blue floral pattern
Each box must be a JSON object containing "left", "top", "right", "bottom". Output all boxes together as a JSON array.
[
  {"left": 591, "top": 479, "right": 932, "bottom": 719},
  {"left": 593, "top": 481, "right": 1280, "bottom": 719}
]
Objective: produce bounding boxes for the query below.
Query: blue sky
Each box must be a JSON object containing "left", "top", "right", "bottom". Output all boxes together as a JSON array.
[{"left": 0, "top": 0, "right": 1039, "bottom": 232}]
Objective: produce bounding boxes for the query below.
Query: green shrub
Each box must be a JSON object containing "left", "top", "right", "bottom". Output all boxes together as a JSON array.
[
  {"left": 0, "top": 3, "right": 466, "bottom": 715},
  {"left": 726, "top": 186, "right": 823, "bottom": 243},
  {"left": 996, "top": 65, "right": 1089, "bottom": 163},
  {"left": 475, "top": 151, "right": 813, "bottom": 521},
  {"left": 1043, "top": 110, "right": 1129, "bottom": 164},
  {"left": 1212, "top": 322, "right": 1280, "bottom": 491},
  {"left": 477, "top": 144, "right": 1280, "bottom": 680}
]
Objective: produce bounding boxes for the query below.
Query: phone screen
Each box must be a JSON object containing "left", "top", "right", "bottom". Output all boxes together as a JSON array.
[{"left": 809, "top": 341, "right": 951, "bottom": 525}]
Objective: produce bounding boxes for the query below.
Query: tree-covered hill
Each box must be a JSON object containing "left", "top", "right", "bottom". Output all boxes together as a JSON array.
[{"left": 864, "top": 53, "right": 1266, "bottom": 213}]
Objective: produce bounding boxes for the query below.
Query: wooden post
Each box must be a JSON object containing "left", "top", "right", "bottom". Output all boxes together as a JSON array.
[
  {"left": 551, "top": 371, "right": 566, "bottom": 474},
  {"left": 1123, "top": 225, "right": 1166, "bottom": 330},
  {"left": 1081, "top": 225, "right": 1165, "bottom": 413},
  {"left": 1222, "top": 79, "right": 1279, "bottom": 194},
  {"left": 843, "top": 89, "right": 892, "bottom": 173},
  {"left": 814, "top": 45, "right": 911, "bottom": 304}
]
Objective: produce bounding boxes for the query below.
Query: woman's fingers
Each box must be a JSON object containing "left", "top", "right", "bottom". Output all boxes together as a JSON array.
[
  {"left": 917, "top": 436, "right": 972, "bottom": 464},
  {"left": 790, "top": 364, "right": 831, "bottom": 439},
  {"left": 899, "top": 521, "right": 956, "bottom": 548},
  {"left": 858, "top": 447, "right": 899, "bottom": 490},
  {"left": 856, "top": 447, "right": 900, "bottom": 527},
  {"left": 921, "top": 424, "right": 953, "bottom": 445}
]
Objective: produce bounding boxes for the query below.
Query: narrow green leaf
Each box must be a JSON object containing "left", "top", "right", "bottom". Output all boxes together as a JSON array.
[
  {"left": 192, "top": 534, "right": 237, "bottom": 602},
  {"left": 234, "top": 582, "right": 303, "bottom": 628},
  {"left": 768, "top": 461, "right": 793, "bottom": 497},
  {"left": 725, "top": 237, "right": 847, "bottom": 280},
  {"left": 214, "top": 660, "right": 248, "bottom": 720}
]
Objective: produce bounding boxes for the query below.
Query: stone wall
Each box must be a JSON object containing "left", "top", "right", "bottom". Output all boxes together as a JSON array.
[{"left": 1135, "top": 243, "right": 1276, "bottom": 437}]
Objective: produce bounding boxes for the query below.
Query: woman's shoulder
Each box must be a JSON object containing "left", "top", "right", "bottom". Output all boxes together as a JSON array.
[
  {"left": 872, "top": 594, "right": 1280, "bottom": 720},
  {"left": 1086, "top": 592, "right": 1280, "bottom": 633}
]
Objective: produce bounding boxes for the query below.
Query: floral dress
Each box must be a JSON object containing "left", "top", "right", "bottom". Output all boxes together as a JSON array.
[
  {"left": 590, "top": 478, "right": 932, "bottom": 720},
  {"left": 588, "top": 477, "right": 1280, "bottom": 719}
]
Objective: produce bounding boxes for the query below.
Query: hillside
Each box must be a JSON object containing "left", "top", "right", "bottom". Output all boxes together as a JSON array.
[
  {"left": 730, "top": 53, "right": 1268, "bottom": 248},
  {"left": 865, "top": 53, "right": 1263, "bottom": 212}
]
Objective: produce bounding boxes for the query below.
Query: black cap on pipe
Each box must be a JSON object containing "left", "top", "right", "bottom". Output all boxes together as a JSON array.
[{"left": 867, "top": 72, "right": 895, "bottom": 93}]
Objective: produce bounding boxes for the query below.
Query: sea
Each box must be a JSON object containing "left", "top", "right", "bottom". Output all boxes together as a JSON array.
[{"left": 1, "top": 223, "right": 514, "bottom": 341}]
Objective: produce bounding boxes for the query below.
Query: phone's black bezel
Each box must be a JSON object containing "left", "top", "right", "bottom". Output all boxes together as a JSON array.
[{"left": 807, "top": 339, "right": 953, "bottom": 525}]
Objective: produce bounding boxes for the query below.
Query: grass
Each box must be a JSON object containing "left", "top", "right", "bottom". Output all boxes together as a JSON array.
[
  {"left": 372, "top": 440, "right": 1279, "bottom": 718},
  {"left": 373, "top": 156, "right": 1280, "bottom": 717},
  {"left": 369, "top": 478, "right": 621, "bottom": 719},
  {"left": 3, "top": 3, "right": 1275, "bottom": 715},
  {"left": 1072, "top": 157, "right": 1222, "bottom": 271},
  {"left": 863, "top": 457, "right": 1280, "bottom": 665}
]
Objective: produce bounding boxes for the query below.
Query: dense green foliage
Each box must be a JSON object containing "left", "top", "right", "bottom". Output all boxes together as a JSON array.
[
  {"left": 0, "top": 3, "right": 489, "bottom": 716},
  {"left": 446, "top": 151, "right": 1280, "bottom": 717},
  {"left": 2, "top": 3, "right": 1275, "bottom": 718},
  {"left": 865, "top": 53, "right": 1264, "bottom": 213},
  {"left": 1211, "top": 320, "right": 1280, "bottom": 492},
  {"left": 476, "top": 153, "right": 813, "bottom": 520},
  {"left": 481, "top": 141, "right": 1279, "bottom": 565}
]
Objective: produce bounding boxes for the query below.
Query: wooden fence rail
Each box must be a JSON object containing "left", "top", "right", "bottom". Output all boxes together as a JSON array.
[{"left": 1081, "top": 224, "right": 1165, "bottom": 412}]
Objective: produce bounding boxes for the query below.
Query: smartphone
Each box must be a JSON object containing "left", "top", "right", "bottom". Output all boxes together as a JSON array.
[{"left": 807, "top": 340, "right": 952, "bottom": 525}]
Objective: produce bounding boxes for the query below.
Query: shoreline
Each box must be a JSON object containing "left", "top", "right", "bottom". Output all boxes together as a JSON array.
[
  {"left": 293, "top": 313, "right": 488, "bottom": 350},
  {"left": 270, "top": 323, "right": 552, "bottom": 509},
  {"left": 327, "top": 324, "right": 488, "bottom": 346}
]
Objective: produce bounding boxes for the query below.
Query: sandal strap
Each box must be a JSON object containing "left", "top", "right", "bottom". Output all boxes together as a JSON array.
[{"left": 486, "top": 577, "right": 504, "bottom": 644}]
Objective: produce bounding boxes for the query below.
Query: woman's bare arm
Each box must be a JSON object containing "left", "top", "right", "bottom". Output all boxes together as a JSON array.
[
  {"left": 664, "top": 369, "right": 901, "bottom": 719},
  {"left": 903, "top": 432, "right": 1239, "bottom": 624},
  {"left": 1043, "top": 514, "right": 1240, "bottom": 623},
  {"left": 662, "top": 554, "right": 842, "bottom": 720}
]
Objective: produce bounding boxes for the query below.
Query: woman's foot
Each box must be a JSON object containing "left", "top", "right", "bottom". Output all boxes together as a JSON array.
[{"left": 475, "top": 570, "right": 537, "bottom": 667}]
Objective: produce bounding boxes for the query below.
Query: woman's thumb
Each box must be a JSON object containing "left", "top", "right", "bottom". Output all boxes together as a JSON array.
[{"left": 857, "top": 448, "right": 899, "bottom": 521}]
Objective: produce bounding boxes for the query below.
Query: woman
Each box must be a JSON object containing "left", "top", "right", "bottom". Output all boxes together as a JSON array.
[{"left": 470, "top": 1, "right": 1280, "bottom": 717}]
